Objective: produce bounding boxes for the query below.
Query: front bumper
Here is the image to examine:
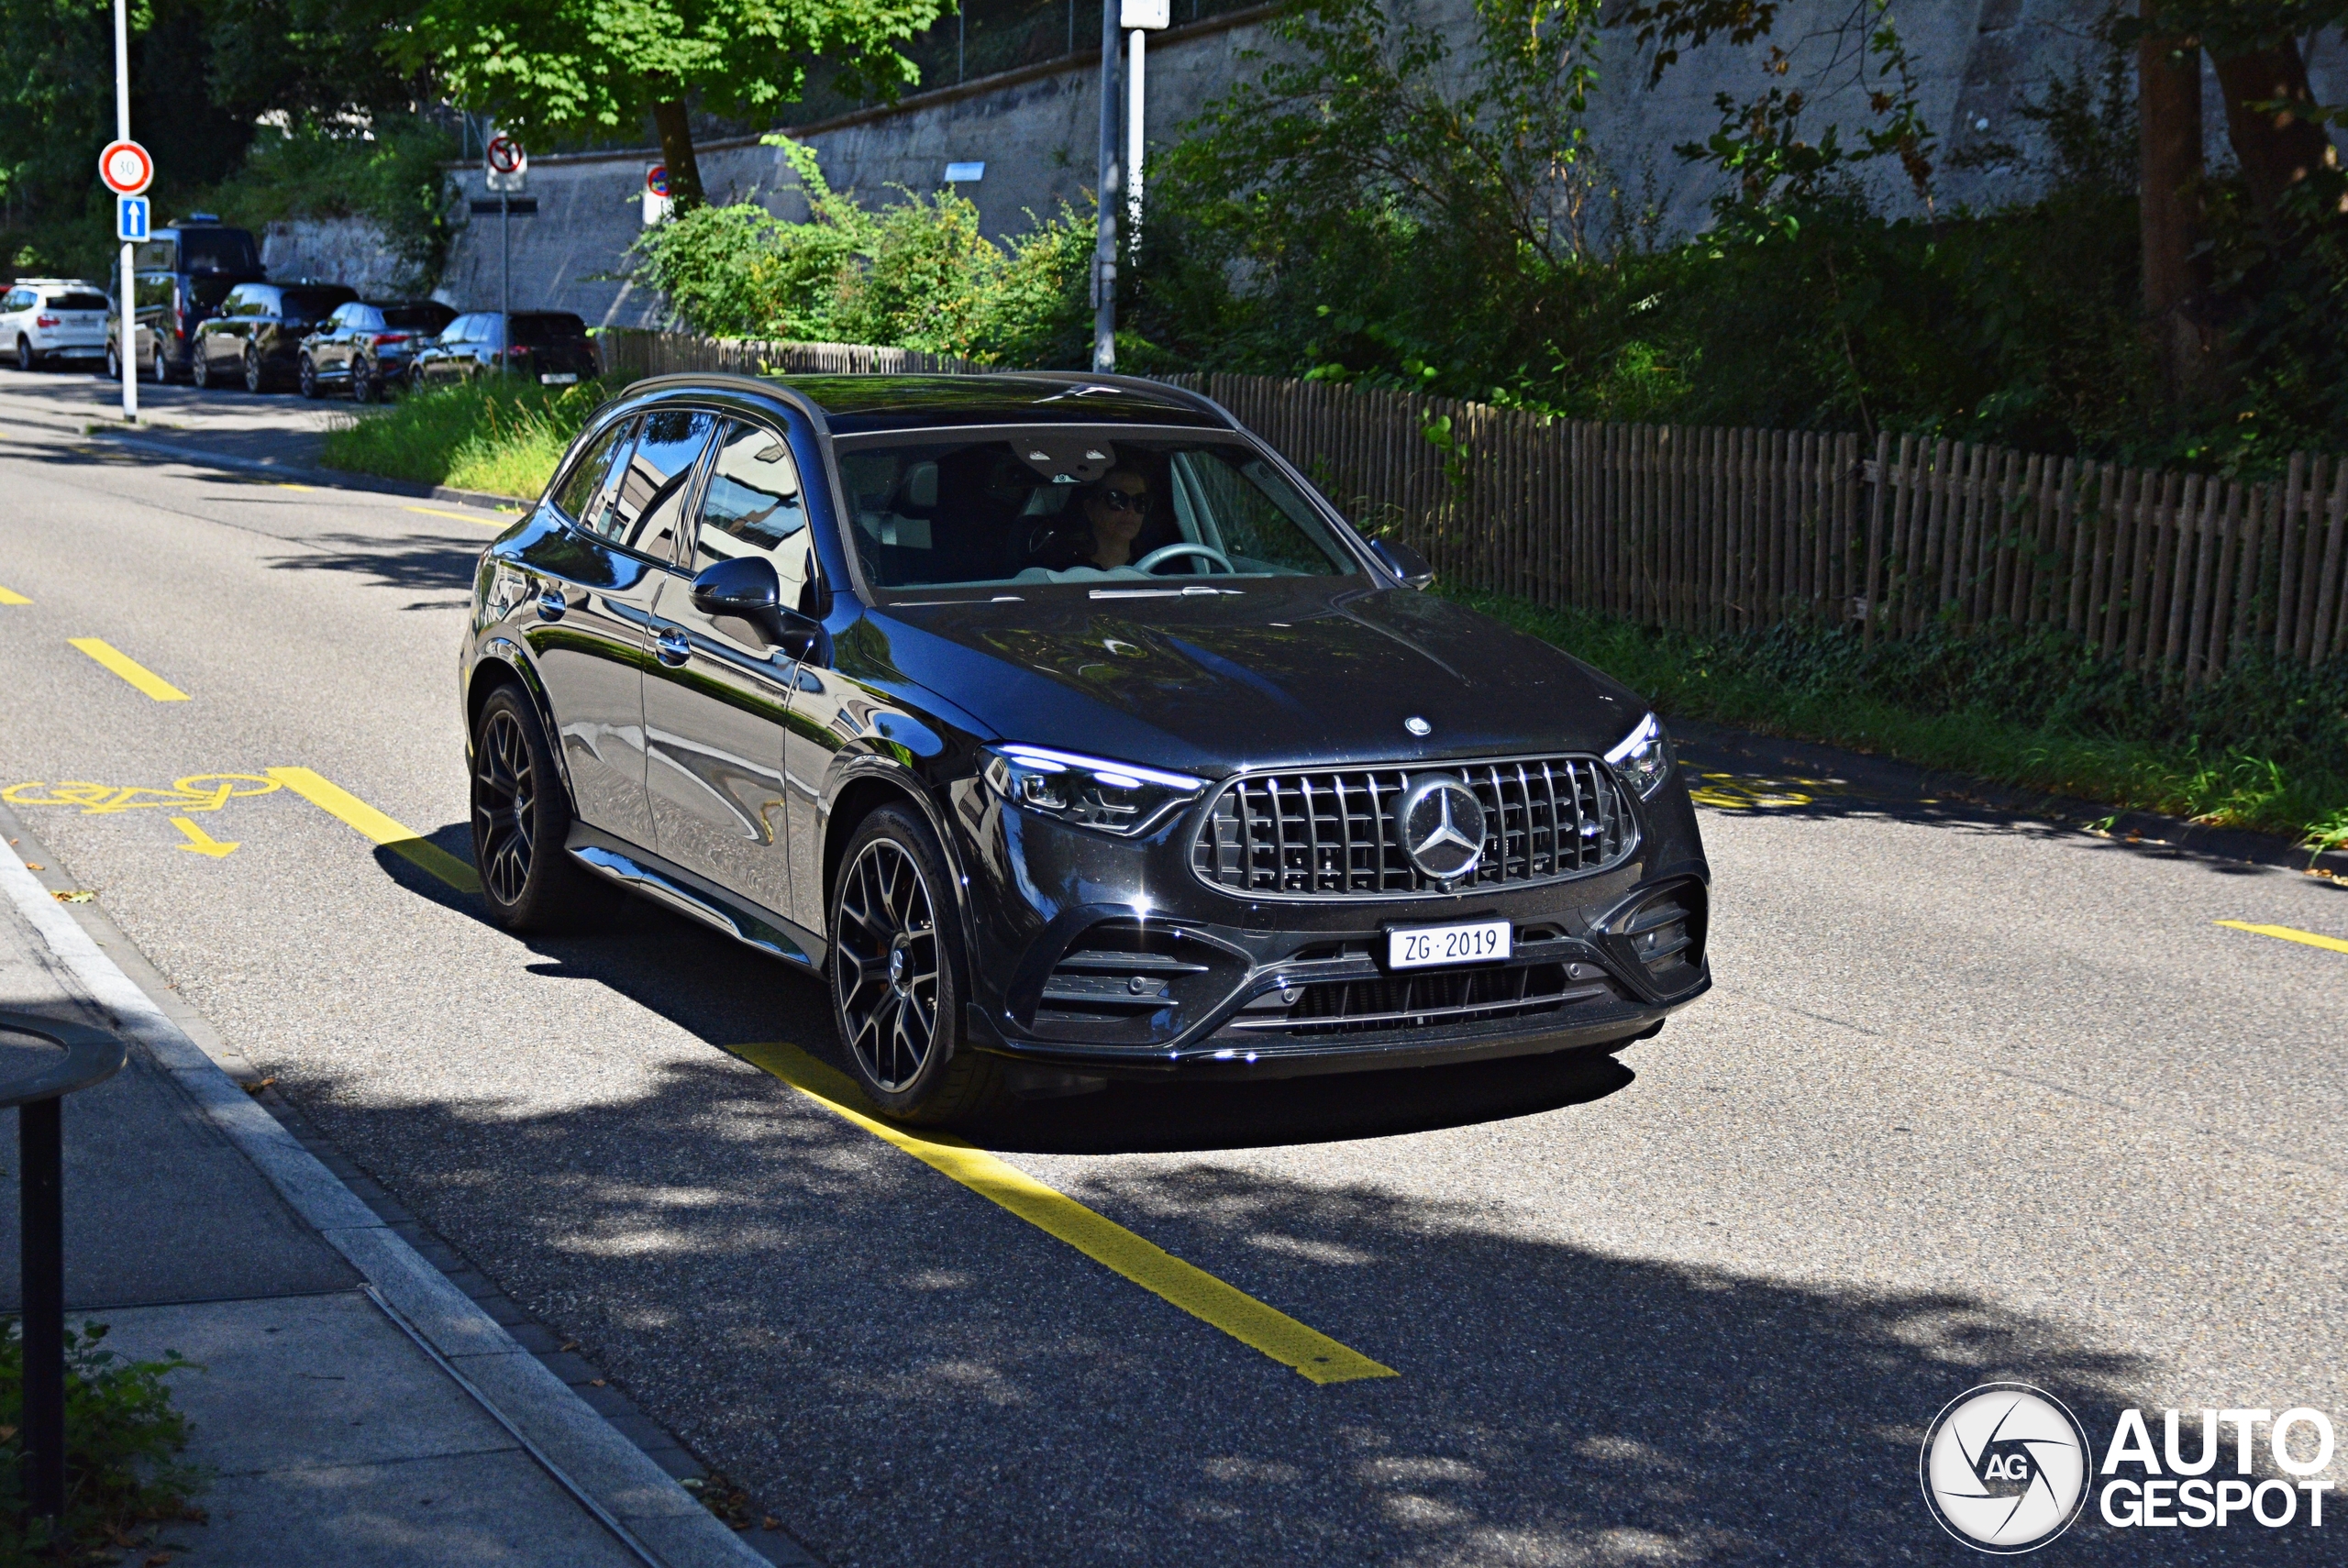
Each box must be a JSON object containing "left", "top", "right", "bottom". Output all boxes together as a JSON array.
[{"left": 946, "top": 768, "right": 1711, "bottom": 1080}]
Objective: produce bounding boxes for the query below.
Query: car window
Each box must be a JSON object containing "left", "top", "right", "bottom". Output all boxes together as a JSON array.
[
  {"left": 602, "top": 409, "right": 715, "bottom": 559},
  {"left": 177, "top": 228, "right": 261, "bottom": 275},
  {"left": 446, "top": 315, "right": 480, "bottom": 343},
  {"left": 235, "top": 289, "right": 273, "bottom": 318},
  {"left": 692, "top": 419, "right": 814, "bottom": 594},
  {"left": 832, "top": 434, "right": 1361, "bottom": 592},
  {"left": 134, "top": 240, "right": 175, "bottom": 271},
  {"left": 382, "top": 304, "right": 445, "bottom": 330},
  {"left": 282, "top": 288, "right": 351, "bottom": 324},
  {"left": 1, "top": 290, "right": 29, "bottom": 312},
  {"left": 509, "top": 313, "right": 587, "bottom": 347},
  {"left": 186, "top": 277, "right": 238, "bottom": 313},
  {"left": 554, "top": 418, "right": 635, "bottom": 529},
  {"left": 48, "top": 292, "right": 108, "bottom": 312}
]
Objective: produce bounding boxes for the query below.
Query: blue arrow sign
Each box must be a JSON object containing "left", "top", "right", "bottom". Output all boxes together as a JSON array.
[{"left": 116, "top": 195, "right": 150, "bottom": 243}]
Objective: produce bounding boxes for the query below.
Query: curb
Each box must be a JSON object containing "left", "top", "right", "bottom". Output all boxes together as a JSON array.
[
  {"left": 85, "top": 427, "right": 534, "bottom": 514},
  {"left": 0, "top": 834, "right": 781, "bottom": 1568}
]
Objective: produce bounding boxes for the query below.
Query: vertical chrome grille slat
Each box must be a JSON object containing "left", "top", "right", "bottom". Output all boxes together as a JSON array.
[{"left": 1190, "top": 754, "right": 1637, "bottom": 899}]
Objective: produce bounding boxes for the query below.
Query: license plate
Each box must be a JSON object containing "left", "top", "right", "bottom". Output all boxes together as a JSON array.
[
  {"left": 1387, "top": 918, "right": 1511, "bottom": 970},
  {"left": 539, "top": 372, "right": 578, "bottom": 384}
]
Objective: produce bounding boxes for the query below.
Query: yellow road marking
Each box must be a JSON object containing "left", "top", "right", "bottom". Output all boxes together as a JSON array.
[
  {"left": 1686, "top": 772, "right": 1832, "bottom": 811},
  {"left": 275, "top": 482, "right": 316, "bottom": 491},
  {"left": 3, "top": 775, "right": 278, "bottom": 814},
  {"left": 0, "top": 585, "right": 29, "bottom": 605},
  {"left": 2215, "top": 920, "right": 2348, "bottom": 955},
  {"left": 69, "top": 638, "right": 189, "bottom": 701},
  {"left": 265, "top": 767, "right": 481, "bottom": 893},
  {"left": 732, "top": 1041, "right": 1398, "bottom": 1386},
  {"left": 169, "top": 817, "right": 238, "bottom": 858},
  {"left": 404, "top": 504, "right": 512, "bottom": 526}
]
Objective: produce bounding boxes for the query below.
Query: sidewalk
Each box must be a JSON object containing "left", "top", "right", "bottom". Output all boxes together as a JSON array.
[{"left": 0, "top": 819, "right": 798, "bottom": 1564}]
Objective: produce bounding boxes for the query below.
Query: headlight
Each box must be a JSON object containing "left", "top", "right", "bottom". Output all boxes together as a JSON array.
[
  {"left": 1604, "top": 712, "right": 1673, "bottom": 798},
  {"left": 983, "top": 745, "right": 1204, "bottom": 836}
]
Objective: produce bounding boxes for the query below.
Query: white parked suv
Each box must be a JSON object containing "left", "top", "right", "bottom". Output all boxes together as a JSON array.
[{"left": 0, "top": 279, "right": 112, "bottom": 372}]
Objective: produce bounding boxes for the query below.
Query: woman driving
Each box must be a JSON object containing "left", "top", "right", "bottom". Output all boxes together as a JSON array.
[{"left": 1056, "top": 466, "right": 1153, "bottom": 570}]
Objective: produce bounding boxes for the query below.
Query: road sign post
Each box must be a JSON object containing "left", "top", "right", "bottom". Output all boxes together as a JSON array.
[
  {"left": 103, "top": 0, "right": 147, "bottom": 423},
  {"left": 1122, "top": 0, "right": 1168, "bottom": 251},
  {"left": 1092, "top": 0, "right": 1121, "bottom": 371},
  {"left": 484, "top": 136, "right": 527, "bottom": 376}
]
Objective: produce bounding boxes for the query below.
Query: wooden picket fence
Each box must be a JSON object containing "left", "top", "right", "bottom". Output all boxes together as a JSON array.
[{"left": 594, "top": 334, "right": 2348, "bottom": 680}]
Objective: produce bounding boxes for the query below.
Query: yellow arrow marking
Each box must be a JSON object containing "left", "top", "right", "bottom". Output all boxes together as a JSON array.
[
  {"left": 0, "top": 585, "right": 29, "bottom": 605},
  {"left": 169, "top": 816, "right": 238, "bottom": 858},
  {"left": 2214, "top": 920, "right": 2348, "bottom": 955}
]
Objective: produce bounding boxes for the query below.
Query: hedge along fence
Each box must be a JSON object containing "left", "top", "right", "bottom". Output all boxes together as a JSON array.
[{"left": 593, "top": 334, "right": 2348, "bottom": 684}]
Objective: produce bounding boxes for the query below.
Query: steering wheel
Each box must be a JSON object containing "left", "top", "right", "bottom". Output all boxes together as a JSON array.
[{"left": 1135, "top": 543, "right": 1235, "bottom": 576}]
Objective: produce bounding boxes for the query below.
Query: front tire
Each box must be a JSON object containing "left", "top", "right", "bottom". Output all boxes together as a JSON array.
[
  {"left": 297, "top": 355, "right": 319, "bottom": 399},
  {"left": 191, "top": 348, "right": 214, "bottom": 390},
  {"left": 470, "top": 686, "right": 606, "bottom": 933},
  {"left": 150, "top": 339, "right": 169, "bottom": 383},
  {"left": 243, "top": 348, "right": 267, "bottom": 394},
  {"left": 828, "top": 805, "right": 1003, "bottom": 1123},
  {"left": 352, "top": 360, "right": 381, "bottom": 403}
]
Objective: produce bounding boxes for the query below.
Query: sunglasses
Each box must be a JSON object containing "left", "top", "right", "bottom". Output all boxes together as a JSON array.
[{"left": 1098, "top": 488, "right": 1150, "bottom": 514}]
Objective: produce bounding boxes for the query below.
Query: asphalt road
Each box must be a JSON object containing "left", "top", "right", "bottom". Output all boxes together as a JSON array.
[{"left": 2, "top": 371, "right": 2342, "bottom": 1564}]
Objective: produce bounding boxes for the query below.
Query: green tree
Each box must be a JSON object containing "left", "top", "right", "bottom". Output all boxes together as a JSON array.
[{"left": 396, "top": 0, "right": 950, "bottom": 213}]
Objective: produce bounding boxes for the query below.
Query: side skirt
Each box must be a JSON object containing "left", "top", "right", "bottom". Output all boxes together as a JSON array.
[{"left": 564, "top": 828, "right": 825, "bottom": 973}]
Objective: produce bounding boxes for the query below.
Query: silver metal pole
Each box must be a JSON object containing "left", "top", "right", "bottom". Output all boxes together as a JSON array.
[
  {"left": 1091, "top": 0, "right": 1120, "bottom": 371},
  {"left": 500, "top": 192, "right": 511, "bottom": 378},
  {"left": 115, "top": 0, "right": 136, "bottom": 422},
  {"left": 1127, "top": 29, "right": 1146, "bottom": 250}
]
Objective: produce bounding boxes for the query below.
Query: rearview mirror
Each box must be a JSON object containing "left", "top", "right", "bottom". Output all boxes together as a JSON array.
[
  {"left": 1368, "top": 536, "right": 1434, "bottom": 591},
  {"left": 691, "top": 556, "right": 822, "bottom": 659}
]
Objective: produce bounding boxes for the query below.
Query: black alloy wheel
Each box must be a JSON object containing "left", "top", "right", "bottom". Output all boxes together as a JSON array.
[
  {"left": 243, "top": 347, "right": 266, "bottom": 394},
  {"left": 470, "top": 686, "right": 607, "bottom": 932},
  {"left": 190, "top": 345, "right": 214, "bottom": 390},
  {"left": 828, "top": 806, "right": 1002, "bottom": 1122},
  {"left": 15, "top": 337, "right": 32, "bottom": 373},
  {"left": 352, "top": 359, "right": 381, "bottom": 403},
  {"left": 297, "top": 355, "right": 319, "bottom": 399}
]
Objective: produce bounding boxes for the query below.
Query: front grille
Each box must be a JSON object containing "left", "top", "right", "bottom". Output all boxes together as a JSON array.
[
  {"left": 1218, "top": 962, "right": 1621, "bottom": 1038},
  {"left": 1190, "top": 756, "right": 1635, "bottom": 900}
]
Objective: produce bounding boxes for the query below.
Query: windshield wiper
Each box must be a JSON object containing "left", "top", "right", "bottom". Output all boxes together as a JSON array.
[{"left": 1088, "top": 585, "right": 1243, "bottom": 599}]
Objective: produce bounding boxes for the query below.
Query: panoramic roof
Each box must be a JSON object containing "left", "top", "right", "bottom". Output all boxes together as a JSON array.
[{"left": 773, "top": 374, "right": 1225, "bottom": 435}]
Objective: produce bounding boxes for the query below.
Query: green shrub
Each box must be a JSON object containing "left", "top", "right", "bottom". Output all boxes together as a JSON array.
[
  {"left": 1456, "top": 587, "right": 2348, "bottom": 844},
  {"left": 319, "top": 378, "right": 616, "bottom": 498},
  {"left": 0, "top": 1320, "right": 205, "bottom": 1564},
  {"left": 627, "top": 136, "right": 1093, "bottom": 366},
  {"left": 203, "top": 114, "right": 462, "bottom": 295}
]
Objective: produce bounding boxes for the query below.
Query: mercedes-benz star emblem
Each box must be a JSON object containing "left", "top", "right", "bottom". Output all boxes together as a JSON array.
[
  {"left": 1397, "top": 774, "right": 1485, "bottom": 881},
  {"left": 1404, "top": 716, "right": 1432, "bottom": 736}
]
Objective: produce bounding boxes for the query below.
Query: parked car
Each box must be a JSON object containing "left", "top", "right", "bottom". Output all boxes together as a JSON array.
[
  {"left": 189, "top": 282, "right": 360, "bottom": 393},
  {"left": 107, "top": 216, "right": 266, "bottom": 382},
  {"left": 410, "top": 312, "right": 599, "bottom": 388},
  {"left": 460, "top": 372, "right": 1712, "bottom": 1123},
  {"left": 298, "top": 300, "right": 458, "bottom": 401},
  {"left": 3, "top": 279, "right": 113, "bottom": 371}
]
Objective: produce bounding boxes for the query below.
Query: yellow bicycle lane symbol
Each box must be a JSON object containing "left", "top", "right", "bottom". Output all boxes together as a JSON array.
[
  {"left": 1685, "top": 771, "right": 1835, "bottom": 811},
  {"left": 4, "top": 774, "right": 282, "bottom": 858}
]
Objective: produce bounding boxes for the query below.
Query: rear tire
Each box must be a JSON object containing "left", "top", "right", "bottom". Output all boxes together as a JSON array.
[
  {"left": 828, "top": 805, "right": 1004, "bottom": 1123},
  {"left": 15, "top": 337, "right": 31, "bottom": 372},
  {"left": 106, "top": 343, "right": 121, "bottom": 380},
  {"left": 150, "top": 339, "right": 168, "bottom": 383},
  {"left": 470, "top": 685, "right": 609, "bottom": 933}
]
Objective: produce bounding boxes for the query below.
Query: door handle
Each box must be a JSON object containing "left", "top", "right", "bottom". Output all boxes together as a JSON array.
[
  {"left": 536, "top": 589, "right": 567, "bottom": 621},
  {"left": 655, "top": 628, "right": 691, "bottom": 667}
]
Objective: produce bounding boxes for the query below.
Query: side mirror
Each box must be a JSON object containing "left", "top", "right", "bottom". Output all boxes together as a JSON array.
[
  {"left": 1368, "top": 536, "right": 1434, "bottom": 591},
  {"left": 691, "top": 556, "right": 821, "bottom": 659}
]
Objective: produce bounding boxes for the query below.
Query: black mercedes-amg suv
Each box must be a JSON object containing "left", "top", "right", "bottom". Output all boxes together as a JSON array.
[{"left": 460, "top": 373, "right": 1711, "bottom": 1121}]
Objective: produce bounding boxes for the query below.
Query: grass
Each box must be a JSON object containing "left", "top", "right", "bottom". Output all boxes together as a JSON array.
[
  {"left": 1452, "top": 589, "right": 2348, "bottom": 852},
  {"left": 318, "top": 376, "right": 617, "bottom": 499},
  {"left": 0, "top": 1320, "right": 206, "bottom": 1563}
]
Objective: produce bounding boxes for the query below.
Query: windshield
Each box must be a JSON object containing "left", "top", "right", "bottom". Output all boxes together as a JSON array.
[
  {"left": 282, "top": 288, "right": 352, "bottom": 323},
  {"left": 381, "top": 304, "right": 449, "bottom": 330},
  {"left": 176, "top": 229, "right": 261, "bottom": 275},
  {"left": 185, "top": 277, "right": 238, "bottom": 312},
  {"left": 834, "top": 434, "right": 1360, "bottom": 593}
]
